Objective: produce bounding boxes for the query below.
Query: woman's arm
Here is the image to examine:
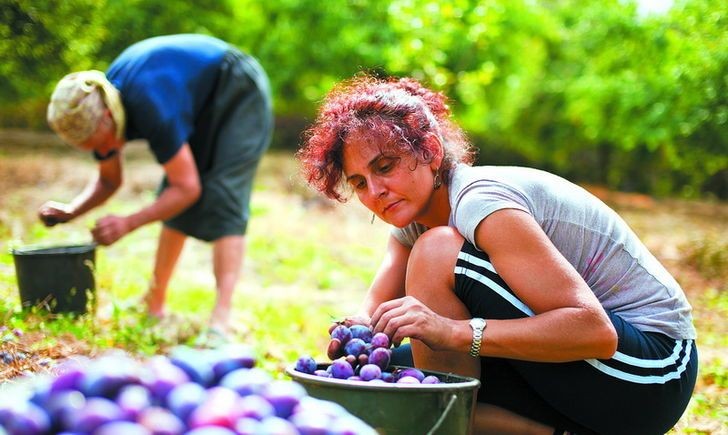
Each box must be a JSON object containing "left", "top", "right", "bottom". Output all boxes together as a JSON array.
[
  {"left": 474, "top": 208, "right": 618, "bottom": 362},
  {"left": 359, "top": 235, "right": 411, "bottom": 318}
]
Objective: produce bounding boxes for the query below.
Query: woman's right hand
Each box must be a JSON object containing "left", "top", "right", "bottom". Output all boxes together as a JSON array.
[{"left": 38, "top": 201, "right": 74, "bottom": 227}]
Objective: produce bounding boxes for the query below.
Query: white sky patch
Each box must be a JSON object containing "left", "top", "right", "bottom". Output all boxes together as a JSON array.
[{"left": 636, "top": 0, "right": 674, "bottom": 16}]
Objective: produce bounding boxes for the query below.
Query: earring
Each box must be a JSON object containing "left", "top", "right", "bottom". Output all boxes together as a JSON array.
[
  {"left": 433, "top": 171, "right": 442, "bottom": 189},
  {"left": 370, "top": 213, "right": 375, "bottom": 224}
]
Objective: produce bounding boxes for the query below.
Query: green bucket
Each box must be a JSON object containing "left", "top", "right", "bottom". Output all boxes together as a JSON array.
[
  {"left": 11, "top": 244, "right": 96, "bottom": 314},
  {"left": 286, "top": 364, "right": 481, "bottom": 434}
]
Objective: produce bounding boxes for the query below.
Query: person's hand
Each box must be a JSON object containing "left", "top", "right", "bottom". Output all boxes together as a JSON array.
[
  {"left": 38, "top": 201, "right": 75, "bottom": 227},
  {"left": 370, "top": 296, "right": 456, "bottom": 351},
  {"left": 91, "top": 214, "right": 132, "bottom": 246}
]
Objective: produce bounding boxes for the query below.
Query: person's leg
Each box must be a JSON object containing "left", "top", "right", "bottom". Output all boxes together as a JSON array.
[
  {"left": 404, "top": 226, "right": 479, "bottom": 377},
  {"left": 146, "top": 225, "right": 187, "bottom": 317},
  {"left": 406, "top": 227, "right": 559, "bottom": 434},
  {"left": 209, "top": 234, "right": 245, "bottom": 333},
  {"left": 473, "top": 404, "right": 553, "bottom": 435}
]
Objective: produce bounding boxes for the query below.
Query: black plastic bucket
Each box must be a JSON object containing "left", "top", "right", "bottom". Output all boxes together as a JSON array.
[
  {"left": 287, "top": 364, "right": 481, "bottom": 434},
  {"left": 11, "top": 244, "right": 96, "bottom": 314}
]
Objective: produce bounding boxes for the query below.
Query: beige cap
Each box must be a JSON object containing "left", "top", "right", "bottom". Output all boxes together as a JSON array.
[{"left": 47, "top": 70, "right": 125, "bottom": 146}]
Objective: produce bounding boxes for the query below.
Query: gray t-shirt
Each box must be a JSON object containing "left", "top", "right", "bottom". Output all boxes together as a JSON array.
[{"left": 392, "top": 165, "right": 696, "bottom": 340}]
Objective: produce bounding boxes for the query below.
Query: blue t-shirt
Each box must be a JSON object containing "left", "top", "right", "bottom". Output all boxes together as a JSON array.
[{"left": 106, "top": 34, "right": 229, "bottom": 164}]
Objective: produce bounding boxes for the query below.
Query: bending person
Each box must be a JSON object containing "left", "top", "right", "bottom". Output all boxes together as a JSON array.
[
  {"left": 41, "top": 34, "right": 273, "bottom": 335},
  {"left": 297, "top": 74, "right": 697, "bottom": 435}
]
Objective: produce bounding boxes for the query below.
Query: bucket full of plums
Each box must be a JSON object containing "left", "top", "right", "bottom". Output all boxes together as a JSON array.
[{"left": 287, "top": 324, "right": 481, "bottom": 435}]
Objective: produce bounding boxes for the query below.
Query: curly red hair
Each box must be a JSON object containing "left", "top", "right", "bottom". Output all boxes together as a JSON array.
[{"left": 297, "top": 74, "right": 476, "bottom": 202}]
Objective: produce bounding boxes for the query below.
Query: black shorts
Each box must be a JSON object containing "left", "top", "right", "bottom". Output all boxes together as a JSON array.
[
  {"left": 455, "top": 241, "right": 698, "bottom": 435},
  {"left": 162, "top": 49, "right": 274, "bottom": 241}
]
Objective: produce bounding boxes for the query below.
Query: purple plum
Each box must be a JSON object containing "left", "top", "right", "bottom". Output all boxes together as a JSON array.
[
  {"left": 80, "top": 354, "right": 141, "bottom": 398},
  {"left": 295, "top": 355, "right": 317, "bottom": 374},
  {"left": 358, "top": 364, "right": 382, "bottom": 381},
  {"left": 370, "top": 332, "right": 390, "bottom": 349},
  {"left": 168, "top": 347, "right": 215, "bottom": 387},
  {"left": 141, "top": 356, "right": 190, "bottom": 401},
  {"left": 343, "top": 338, "right": 367, "bottom": 357},
  {"left": 396, "top": 367, "right": 425, "bottom": 382},
  {"left": 94, "top": 421, "right": 151, "bottom": 435},
  {"left": 289, "top": 410, "right": 331, "bottom": 435},
  {"left": 257, "top": 416, "right": 299, "bottom": 435},
  {"left": 219, "top": 367, "right": 272, "bottom": 396},
  {"left": 185, "top": 428, "right": 237, "bottom": 435},
  {"left": 234, "top": 417, "right": 262, "bottom": 435},
  {"left": 43, "top": 389, "right": 86, "bottom": 429},
  {"left": 328, "top": 415, "right": 377, "bottom": 435},
  {"left": 330, "top": 359, "right": 354, "bottom": 379},
  {"left": 292, "top": 396, "right": 348, "bottom": 419},
  {"left": 209, "top": 344, "right": 257, "bottom": 381},
  {"left": 65, "top": 397, "right": 125, "bottom": 433},
  {"left": 115, "top": 384, "right": 153, "bottom": 421},
  {"left": 0, "top": 401, "right": 51, "bottom": 435},
  {"left": 396, "top": 376, "right": 421, "bottom": 384},
  {"left": 368, "top": 347, "right": 391, "bottom": 370},
  {"left": 261, "top": 380, "right": 308, "bottom": 419},
  {"left": 349, "top": 325, "right": 373, "bottom": 342},
  {"left": 422, "top": 375, "right": 441, "bottom": 384},
  {"left": 330, "top": 325, "right": 352, "bottom": 344},
  {"left": 165, "top": 381, "right": 207, "bottom": 423},
  {"left": 188, "top": 386, "right": 241, "bottom": 429},
  {"left": 235, "top": 394, "right": 275, "bottom": 420},
  {"left": 137, "top": 406, "right": 186, "bottom": 435}
]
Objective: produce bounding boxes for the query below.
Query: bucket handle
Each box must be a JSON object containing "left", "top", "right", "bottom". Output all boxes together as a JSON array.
[{"left": 426, "top": 393, "right": 458, "bottom": 435}]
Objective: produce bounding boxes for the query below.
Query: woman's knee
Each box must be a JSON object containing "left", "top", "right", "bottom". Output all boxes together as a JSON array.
[{"left": 407, "top": 227, "right": 464, "bottom": 284}]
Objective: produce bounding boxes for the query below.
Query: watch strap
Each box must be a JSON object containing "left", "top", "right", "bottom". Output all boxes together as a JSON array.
[{"left": 469, "top": 318, "right": 485, "bottom": 358}]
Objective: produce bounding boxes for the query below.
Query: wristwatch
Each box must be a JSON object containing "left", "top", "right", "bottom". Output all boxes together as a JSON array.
[{"left": 469, "top": 317, "right": 487, "bottom": 358}]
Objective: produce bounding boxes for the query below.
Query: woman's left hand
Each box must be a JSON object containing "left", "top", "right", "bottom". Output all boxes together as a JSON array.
[
  {"left": 370, "top": 296, "right": 457, "bottom": 351},
  {"left": 91, "top": 214, "right": 132, "bottom": 245}
]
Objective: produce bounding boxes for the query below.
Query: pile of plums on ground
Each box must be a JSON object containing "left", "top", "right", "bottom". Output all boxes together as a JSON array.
[{"left": 0, "top": 344, "right": 376, "bottom": 435}]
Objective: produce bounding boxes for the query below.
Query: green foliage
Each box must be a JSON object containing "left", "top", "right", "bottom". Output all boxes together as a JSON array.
[
  {"left": 0, "top": 0, "right": 726, "bottom": 197},
  {"left": 0, "top": 0, "right": 103, "bottom": 101},
  {"left": 94, "top": 0, "right": 236, "bottom": 64}
]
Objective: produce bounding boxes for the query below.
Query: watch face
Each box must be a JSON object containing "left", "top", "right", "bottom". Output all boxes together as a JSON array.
[{"left": 470, "top": 318, "right": 486, "bottom": 329}]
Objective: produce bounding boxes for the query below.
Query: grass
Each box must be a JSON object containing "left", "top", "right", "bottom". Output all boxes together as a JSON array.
[{"left": 0, "top": 129, "right": 726, "bottom": 433}]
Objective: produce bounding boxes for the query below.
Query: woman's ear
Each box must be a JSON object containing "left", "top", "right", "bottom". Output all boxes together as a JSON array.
[{"left": 428, "top": 134, "right": 445, "bottom": 170}]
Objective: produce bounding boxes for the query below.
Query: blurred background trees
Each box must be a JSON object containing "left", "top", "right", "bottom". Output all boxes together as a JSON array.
[{"left": 1, "top": 0, "right": 725, "bottom": 198}]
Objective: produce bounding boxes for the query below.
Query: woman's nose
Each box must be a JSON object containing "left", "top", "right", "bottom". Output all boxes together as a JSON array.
[{"left": 368, "top": 179, "right": 386, "bottom": 198}]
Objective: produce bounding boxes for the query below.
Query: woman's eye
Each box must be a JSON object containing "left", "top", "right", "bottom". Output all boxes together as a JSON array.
[
  {"left": 349, "top": 179, "right": 366, "bottom": 190},
  {"left": 375, "top": 157, "right": 399, "bottom": 174}
]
